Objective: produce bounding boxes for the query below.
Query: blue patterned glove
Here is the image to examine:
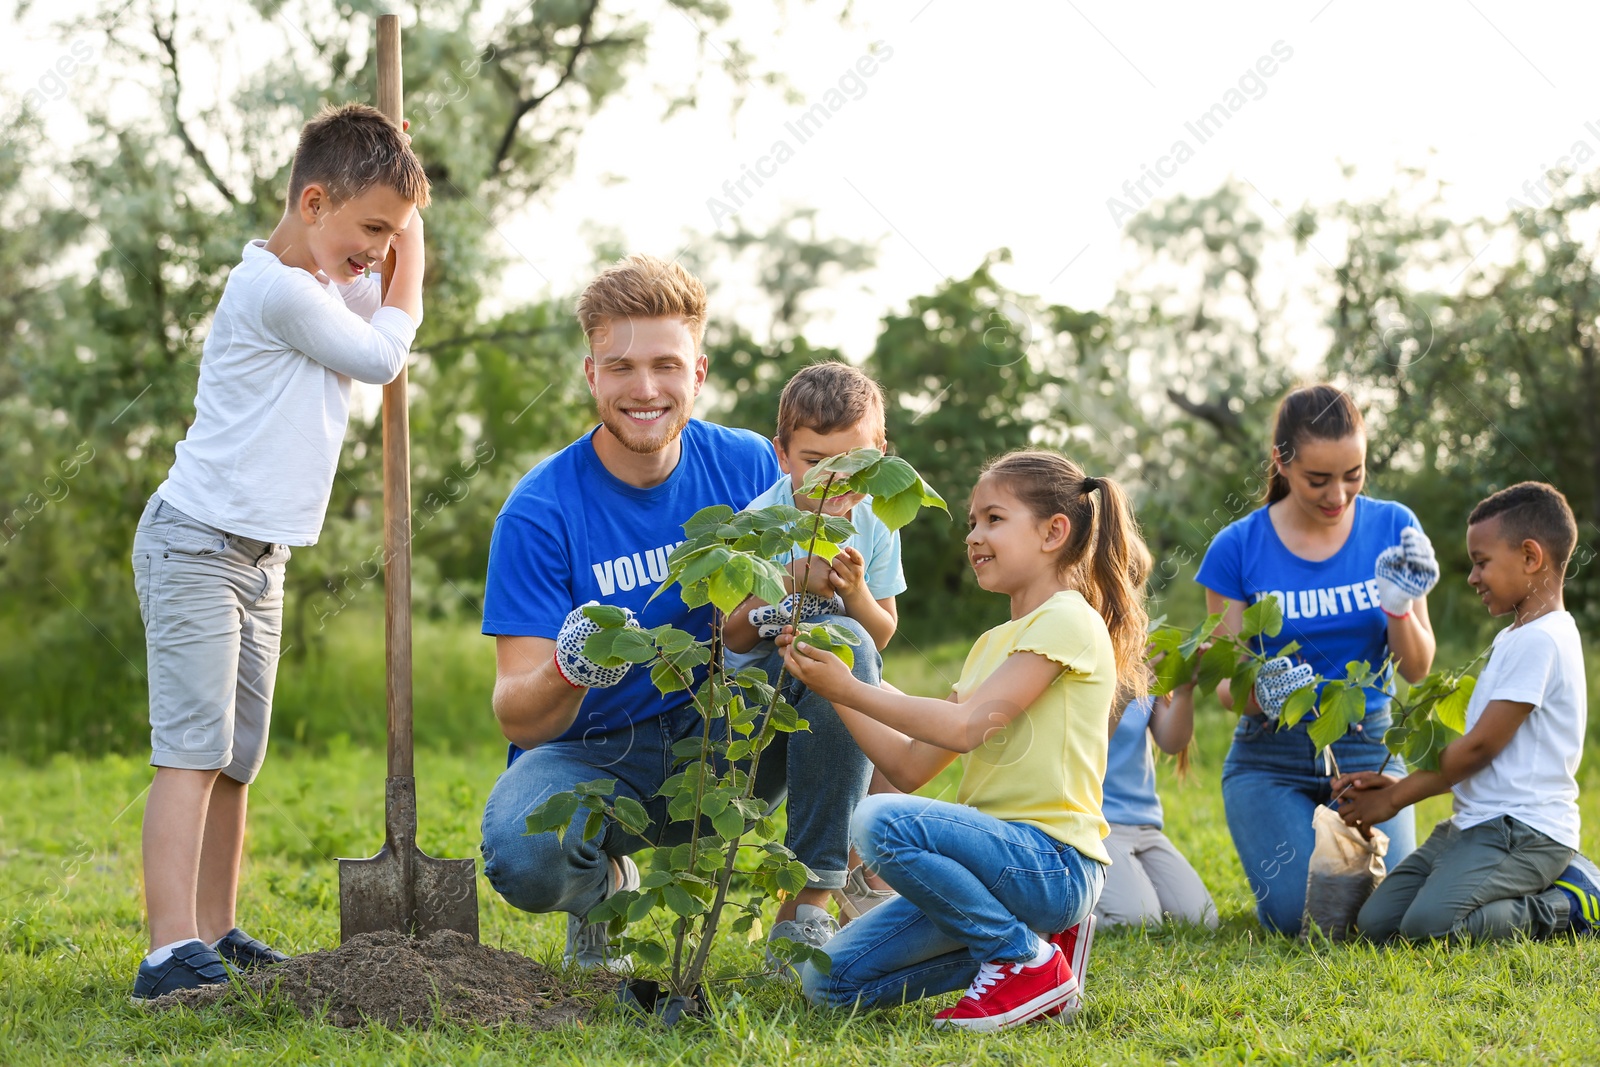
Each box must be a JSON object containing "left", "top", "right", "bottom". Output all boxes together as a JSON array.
[
  {"left": 1374, "top": 526, "right": 1440, "bottom": 617},
  {"left": 749, "top": 593, "right": 847, "bottom": 639},
  {"left": 553, "top": 601, "right": 640, "bottom": 689},
  {"left": 1254, "top": 656, "right": 1315, "bottom": 722}
]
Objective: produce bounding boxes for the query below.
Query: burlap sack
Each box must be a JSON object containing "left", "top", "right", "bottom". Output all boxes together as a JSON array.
[{"left": 1301, "top": 803, "right": 1388, "bottom": 941}]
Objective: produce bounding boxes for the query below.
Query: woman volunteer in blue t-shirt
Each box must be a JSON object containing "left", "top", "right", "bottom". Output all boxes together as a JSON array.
[{"left": 1195, "top": 384, "right": 1439, "bottom": 934}]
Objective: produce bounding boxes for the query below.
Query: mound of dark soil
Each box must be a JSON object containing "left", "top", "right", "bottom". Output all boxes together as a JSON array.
[{"left": 150, "top": 931, "right": 609, "bottom": 1029}]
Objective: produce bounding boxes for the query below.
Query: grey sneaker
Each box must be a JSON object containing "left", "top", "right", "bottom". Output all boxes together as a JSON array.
[
  {"left": 564, "top": 854, "right": 640, "bottom": 971},
  {"left": 834, "top": 864, "right": 896, "bottom": 921},
  {"left": 766, "top": 903, "right": 839, "bottom": 978}
]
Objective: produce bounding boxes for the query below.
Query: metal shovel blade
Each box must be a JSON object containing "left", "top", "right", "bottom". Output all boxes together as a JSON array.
[{"left": 339, "top": 776, "right": 479, "bottom": 942}]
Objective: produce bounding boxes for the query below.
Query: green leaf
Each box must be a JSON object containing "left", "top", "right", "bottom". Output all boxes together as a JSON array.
[
  {"left": 1255, "top": 594, "right": 1285, "bottom": 638},
  {"left": 632, "top": 940, "right": 670, "bottom": 967},
  {"left": 667, "top": 789, "right": 698, "bottom": 823},
  {"left": 683, "top": 505, "right": 736, "bottom": 539},
  {"left": 776, "top": 861, "right": 810, "bottom": 895},
  {"left": 818, "top": 516, "right": 858, "bottom": 543},
  {"left": 1146, "top": 626, "right": 1184, "bottom": 656},
  {"left": 678, "top": 546, "right": 734, "bottom": 588},
  {"left": 1151, "top": 649, "right": 1192, "bottom": 697},
  {"left": 650, "top": 660, "right": 690, "bottom": 695},
  {"left": 708, "top": 553, "right": 758, "bottom": 615},
  {"left": 582, "top": 808, "right": 605, "bottom": 843},
  {"left": 523, "top": 792, "right": 580, "bottom": 840},
  {"left": 863, "top": 455, "right": 919, "bottom": 498},
  {"left": 770, "top": 698, "right": 800, "bottom": 732},
  {"left": 662, "top": 884, "right": 706, "bottom": 916},
  {"left": 1435, "top": 675, "right": 1475, "bottom": 734},
  {"left": 611, "top": 796, "right": 651, "bottom": 837},
  {"left": 1197, "top": 641, "right": 1236, "bottom": 695},
  {"left": 750, "top": 557, "right": 789, "bottom": 607},
  {"left": 584, "top": 626, "right": 656, "bottom": 666},
  {"left": 626, "top": 890, "right": 658, "bottom": 923},
  {"left": 700, "top": 792, "right": 729, "bottom": 817},
  {"left": 712, "top": 805, "right": 745, "bottom": 841},
  {"left": 581, "top": 604, "right": 631, "bottom": 629},
  {"left": 870, "top": 484, "right": 924, "bottom": 532},
  {"left": 1278, "top": 685, "right": 1319, "bottom": 728},
  {"left": 805, "top": 447, "right": 883, "bottom": 484},
  {"left": 1305, "top": 705, "right": 1348, "bottom": 751},
  {"left": 1231, "top": 658, "right": 1262, "bottom": 703},
  {"left": 1178, "top": 614, "right": 1221, "bottom": 659}
]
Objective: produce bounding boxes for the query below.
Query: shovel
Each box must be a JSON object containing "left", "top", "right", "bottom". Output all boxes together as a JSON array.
[{"left": 338, "top": 13, "right": 479, "bottom": 944}]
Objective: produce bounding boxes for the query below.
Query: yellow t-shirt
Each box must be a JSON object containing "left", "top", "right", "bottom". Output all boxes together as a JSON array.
[{"left": 953, "top": 589, "right": 1115, "bottom": 864}]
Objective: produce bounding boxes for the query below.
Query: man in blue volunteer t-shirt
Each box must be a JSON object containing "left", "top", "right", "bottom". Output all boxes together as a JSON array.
[{"left": 477, "top": 254, "right": 869, "bottom": 970}]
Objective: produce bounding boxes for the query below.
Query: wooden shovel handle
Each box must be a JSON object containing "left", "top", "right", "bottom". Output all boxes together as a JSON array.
[{"left": 376, "top": 13, "right": 414, "bottom": 782}]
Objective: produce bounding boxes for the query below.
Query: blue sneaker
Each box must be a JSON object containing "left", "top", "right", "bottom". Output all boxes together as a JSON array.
[
  {"left": 213, "top": 928, "right": 290, "bottom": 970},
  {"left": 131, "top": 940, "right": 230, "bottom": 1001},
  {"left": 1553, "top": 853, "right": 1600, "bottom": 934}
]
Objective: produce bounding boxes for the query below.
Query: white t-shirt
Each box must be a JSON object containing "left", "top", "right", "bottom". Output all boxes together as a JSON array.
[
  {"left": 156, "top": 240, "right": 418, "bottom": 545},
  {"left": 1452, "top": 611, "right": 1587, "bottom": 849}
]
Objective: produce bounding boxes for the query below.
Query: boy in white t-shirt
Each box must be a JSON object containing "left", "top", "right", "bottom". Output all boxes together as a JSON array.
[
  {"left": 130, "top": 104, "right": 429, "bottom": 999},
  {"left": 1335, "top": 481, "right": 1598, "bottom": 941}
]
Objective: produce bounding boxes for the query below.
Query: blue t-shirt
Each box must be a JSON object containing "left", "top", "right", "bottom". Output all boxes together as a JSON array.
[
  {"left": 1103, "top": 696, "right": 1163, "bottom": 828},
  {"left": 1194, "top": 495, "right": 1422, "bottom": 719},
  {"left": 483, "top": 420, "right": 781, "bottom": 754},
  {"left": 743, "top": 475, "right": 908, "bottom": 600}
]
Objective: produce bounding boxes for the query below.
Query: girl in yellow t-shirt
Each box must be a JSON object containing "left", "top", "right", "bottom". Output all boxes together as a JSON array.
[{"left": 780, "top": 449, "right": 1149, "bottom": 1032}]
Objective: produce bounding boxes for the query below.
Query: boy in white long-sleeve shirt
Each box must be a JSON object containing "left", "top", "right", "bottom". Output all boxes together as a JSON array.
[{"left": 130, "top": 103, "right": 429, "bottom": 1000}]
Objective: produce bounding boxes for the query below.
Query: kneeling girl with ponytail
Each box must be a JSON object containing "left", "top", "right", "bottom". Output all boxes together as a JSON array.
[{"left": 782, "top": 450, "right": 1148, "bottom": 1031}]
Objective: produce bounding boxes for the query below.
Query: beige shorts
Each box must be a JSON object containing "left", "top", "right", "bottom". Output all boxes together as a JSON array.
[{"left": 131, "top": 495, "right": 290, "bottom": 784}]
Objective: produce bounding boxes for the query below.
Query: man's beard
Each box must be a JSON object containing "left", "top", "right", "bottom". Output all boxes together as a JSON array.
[{"left": 598, "top": 402, "right": 692, "bottom": 455}]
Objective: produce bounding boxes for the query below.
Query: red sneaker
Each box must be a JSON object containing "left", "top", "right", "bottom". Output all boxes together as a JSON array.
[
  {"left": 1042, "top": 914, "right": 1097, "bottom": 1021},
  {"left": 933, "top": 944, "right": 1078, "bottom": 1032}
]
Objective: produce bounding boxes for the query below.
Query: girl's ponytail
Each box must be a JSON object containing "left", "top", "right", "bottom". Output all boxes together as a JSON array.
[{"left": 1081, "top": 475, "right": 1150, "bottom": 701}]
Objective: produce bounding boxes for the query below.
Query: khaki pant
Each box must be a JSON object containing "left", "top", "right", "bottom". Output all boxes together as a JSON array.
[
  {"left": 1094, "top": 822, "right": 1219, "bottom": 929},
  {"left": 132, "top": 495, "right": 289, "bottom": 784},
  {"left": 1357, "top": 816, "right": 1573, "bottom": 942}
]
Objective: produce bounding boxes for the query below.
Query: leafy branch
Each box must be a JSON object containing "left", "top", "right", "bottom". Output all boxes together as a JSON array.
[
  {"left": 1148, "top": 595, "right": 1483, "bottom": 763},
  {"left": 523, "top": 449, "right": 945, "bottom": 1006}
]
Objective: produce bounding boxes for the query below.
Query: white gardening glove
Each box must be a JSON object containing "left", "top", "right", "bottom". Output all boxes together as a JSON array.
[
  {"left": 748, "top": 592, "right": 847, "bottom": 639},
  {"left": 1253, "top": 656, "right": 1315, "bottom": 723},
  {"left": 553, "top": 601, "right": 641, "bottom": 689},
  {"left": 1374, "top": 526, "right": 1440, "bottom": 617}
]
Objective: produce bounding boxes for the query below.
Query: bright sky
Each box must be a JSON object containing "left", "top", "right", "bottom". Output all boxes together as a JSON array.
[{"left": 7, "top": 0, "right": 1600, "bottom": 358}]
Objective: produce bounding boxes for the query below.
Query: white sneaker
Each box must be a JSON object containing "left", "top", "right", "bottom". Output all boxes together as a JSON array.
[
  {"left": 564, "top": 855, "right": 641, "bottom": 971},
  {"left": 833, "top": 864, "right": 897, "bottom": 921},
  {"left": 765, "top": 903, "right": 839, "bottom": 978}
]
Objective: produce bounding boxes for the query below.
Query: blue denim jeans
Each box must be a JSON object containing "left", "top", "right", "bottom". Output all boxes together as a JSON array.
[
  {"left": 479, "top": 615, "right": 879, "bottom": 919},
  {"left": 801, "top": 794, "right": 1105, "bottom": 1010},
  {"left": 1222, "top": 712, "right": 1416, "bottom": 934}
]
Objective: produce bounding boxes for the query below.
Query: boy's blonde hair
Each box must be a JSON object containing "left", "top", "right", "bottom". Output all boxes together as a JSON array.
[
  {"left": 576, "top": 254, "right": 708, "bottom": 347},
  {"left": 288, "top": 103, "right": 431, "bottom": 208},
  {"left": 776, "top": 361, "right": 888, "bottom": 448}
]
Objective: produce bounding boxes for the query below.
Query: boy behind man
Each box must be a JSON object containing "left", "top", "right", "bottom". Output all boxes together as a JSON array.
[
  {"left": 724, "top": 361, "right": 907, "bottom": 955},
  {"left": 1336, "top": 481, "right": 1599, "bottom": 941},
  {"left": 131, "top": 104, "right": 428, "bottom": 998}
]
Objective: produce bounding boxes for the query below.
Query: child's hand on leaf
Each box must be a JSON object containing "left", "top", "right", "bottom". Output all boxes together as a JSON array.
[{"left": 778, "top": 629, "right": 856, "bottom": 702}]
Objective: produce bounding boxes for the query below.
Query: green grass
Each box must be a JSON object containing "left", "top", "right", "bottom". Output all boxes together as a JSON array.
[{"left": 4, "top": 626, "right": 1600, "bottom": 1065}]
